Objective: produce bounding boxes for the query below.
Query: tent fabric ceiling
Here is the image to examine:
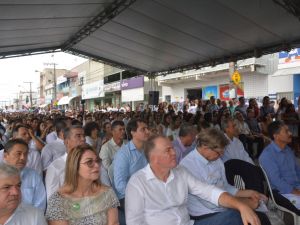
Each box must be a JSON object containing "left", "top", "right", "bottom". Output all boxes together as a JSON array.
[{"left": 1, "top": 0, "right": 300, "bottom": 74}]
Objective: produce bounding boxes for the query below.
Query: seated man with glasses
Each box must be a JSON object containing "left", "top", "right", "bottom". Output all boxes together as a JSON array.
[{"left": 180, "top": 128, "right": 271, "bottom": 225}]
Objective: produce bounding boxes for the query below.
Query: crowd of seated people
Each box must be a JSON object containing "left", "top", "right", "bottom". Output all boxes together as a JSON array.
[{"left": 0, "top": 95, "right": 298, "bottom": 224}]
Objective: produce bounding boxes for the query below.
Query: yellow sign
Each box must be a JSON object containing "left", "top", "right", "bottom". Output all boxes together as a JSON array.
[{"left": 231, "top": 71, "right": 241, "bottom": 85}]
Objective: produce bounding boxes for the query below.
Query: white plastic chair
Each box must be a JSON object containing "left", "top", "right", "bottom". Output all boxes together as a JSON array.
[{"left": 259, "top": 165, "right": 300, "bottom": 225}]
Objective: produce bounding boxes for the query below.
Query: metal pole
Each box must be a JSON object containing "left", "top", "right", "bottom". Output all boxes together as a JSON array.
[{"left": 53, "top": 63, "right": 57, "bottom": 102}]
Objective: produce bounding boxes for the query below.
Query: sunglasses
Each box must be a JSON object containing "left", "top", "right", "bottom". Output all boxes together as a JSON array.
[{"left": 80, "top": 158, "right": 101, "bottom": 168}]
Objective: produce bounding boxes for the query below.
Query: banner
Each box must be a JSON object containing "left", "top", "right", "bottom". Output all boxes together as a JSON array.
[
  {"left": 202, "top": 86, "right": 218, "bottom": 100},
  {"left": 121, "top": 76, "right": 144, "bottom": 90}
]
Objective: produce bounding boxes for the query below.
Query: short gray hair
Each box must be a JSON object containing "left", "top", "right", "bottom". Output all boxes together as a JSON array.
[
  {"left": 179, "top": 123, "right": 197, "bottom": 137},
  {"left": 0, "top": 163, "right": 20, "bottom": 179}
]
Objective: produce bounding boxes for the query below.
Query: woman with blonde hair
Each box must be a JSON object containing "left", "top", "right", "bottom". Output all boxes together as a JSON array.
[{"left": 46, "top": 144, "right": 119, "bottom": 225}]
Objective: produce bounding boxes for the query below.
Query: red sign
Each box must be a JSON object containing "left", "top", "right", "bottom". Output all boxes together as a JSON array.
[{"left": 219, "top": 84, "right": 230, "bottom": 101}]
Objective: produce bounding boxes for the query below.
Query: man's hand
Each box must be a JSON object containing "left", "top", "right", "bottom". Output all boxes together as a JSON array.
[{"left": 239, "top": 204, "right": 261, "bottom": 225}]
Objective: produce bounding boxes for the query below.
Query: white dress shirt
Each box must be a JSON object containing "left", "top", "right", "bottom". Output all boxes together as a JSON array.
[
  {"left": 99, "top": 138, "right": 123, "bottom": 170},
  {"left": 4, "top": 203, "right": 47, "bottom": 225},
  {"left": 221, "top": 134, "right": 254, "bottom": 165},
  {"left": 0, "top": 148, "right": 42, "bottom": 176},
  {"left": 180, "top": 149, "right": 238, "bottom": 216},
  {"left": 125, "top": 164, "right": 225, "bottom": 225},
  {"left": 41, "top": 138, "right": 66, "bottom": 171},
  {"left": 45, "top": 153, "right": 67, "bottom": 199}
]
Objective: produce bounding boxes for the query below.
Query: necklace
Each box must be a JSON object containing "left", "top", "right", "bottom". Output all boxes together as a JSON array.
[{"left": 71, "top": 202, "right": 80, "bottom": 211}]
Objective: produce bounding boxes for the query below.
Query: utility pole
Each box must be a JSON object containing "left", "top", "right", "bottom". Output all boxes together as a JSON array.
[
  {"left": 44, "top": 55, "right": 58, "bottom": 104},
  {"left": 23, "top": 82, "right": 33, "bottom": 107}
]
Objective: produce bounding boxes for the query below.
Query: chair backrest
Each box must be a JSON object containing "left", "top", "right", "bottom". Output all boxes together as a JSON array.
[
  {"left": 224, "top": 159, "right": 264, "bottom": 193},
  {"left": 260, "top": 164, "right": 299, "bottom": 225}
]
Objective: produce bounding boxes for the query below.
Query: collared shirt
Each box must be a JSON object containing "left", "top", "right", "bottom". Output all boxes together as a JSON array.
[
  {"left": 113, "top": 140, "right": 148, "bottom": 199},
  {"left": 221, "top": 134, "right": 254, "bottom": 165},
  {"left": 100, "top": 138, "right": 124, "bottom": 170},
  {"left": 46, "top": 131, "right": 57, "bottom": 144},
  {"left": 259, "top": 142, "right": 300, "bottom": 194},
  {"left": 125, "top": 164, "right": 225, "bottom": 225},
  {"left": 4, "top": 203, "right": 47, "bottom": 225},
  {"left": 172, "top": 137, "right": 194, "bottom": 164},
  {"left": 41, "top": 138, "right": 66, "bottom": 171},
  {"left": 20, "top": 167, "right": 46, "bottom": 211},
  {"left": 0, "top": 148, "right": 42, "bottom": 176},
  {"left": 45, "top": 153, "right": 67, "bottom": 199},
  {"left": 180, "top": 149, "right": 238, "bottom": 216}
]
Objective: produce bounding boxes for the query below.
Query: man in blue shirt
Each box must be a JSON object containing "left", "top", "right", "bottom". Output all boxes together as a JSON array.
[
  {"left": 3, "top": 138, "right": 46, "bottom": 211},
  {"left": 259, "top": 121, "right": 300, "bottom": 215},
  {"left": 113, "top": 118, "right": 150, "bottom": 224}
]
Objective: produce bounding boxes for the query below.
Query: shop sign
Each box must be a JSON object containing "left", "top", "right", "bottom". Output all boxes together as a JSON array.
[
  {"left": 82, "top": 80, "right": 104, "bottom": 100},
  {"left": 122, "top": 87, "right": 144, "bottom": 102},
  {"left": 231, "top": 71, "right": 241, "bottom": 85},
  {"left": 104, "top": 81, "right": 121, "bottom": 92},
  {"left": 279, "top": 48, "right": 300, "bottom": 69},
  {"left": 121, "top": 76, "right": 144, "bottom": 90}
]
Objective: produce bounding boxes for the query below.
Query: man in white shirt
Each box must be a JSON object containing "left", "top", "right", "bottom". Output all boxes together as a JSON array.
[
  {"left": 45, "top": 125, "right": 85, "bottom": 199},
  {"left": 125, "top": 135, "right": 261, "bottom": 225},
  {"left": 0, "top": 163, "right": 46, "bottom": 225},
  {"left": 100, "top": 120, "right": 126, "bottom": 171},
  {"left": 221, "top": 118, "right": 254, "bottom": 165},
  {"left": 41, "top": 119, "right": 67, "bottom": 171}
]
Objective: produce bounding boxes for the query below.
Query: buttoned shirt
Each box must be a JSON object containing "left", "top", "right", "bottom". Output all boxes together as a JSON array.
[
  {"left": 0, "top": 148, "right": 42, "bottom": 176},
  {"left": 3, "top": 203, "right": 47, "bottom": 225},
  {"left": 259, "top": 142, "right": 300, "bottom": 194},
  {"left": 180, "top": 149, "right": 238, "bottom": 216},
  {"left": 221, "top": 134, "right": 254, "bottom": 165},
  {"left": 41, "top": 138, "right": 66, "bottom": 171},
  {"left": 125, "top": 164, "right": 225, "bottom": 225},
  {"left": 46, "top": 131, "right": 57, "bottom": 144},
  {"left": 100, "top": 138, "right": 124, "bottom": 170},
  {"left": 20, "top": 167, "right": 46, "bottom": 211},
  {"left": 113, "top": 140, "right": 148, "bottom": 199},
  {"left": 45, "top": 153, "right": 67, "bottom": 199},
  {"left": 172, "top": 137, "right": 194, "bottom": 164}
]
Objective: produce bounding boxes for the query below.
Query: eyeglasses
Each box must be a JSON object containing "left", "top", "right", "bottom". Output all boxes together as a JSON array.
[{"left": 80, "top": 158, "right": 101, "bottom": 168}]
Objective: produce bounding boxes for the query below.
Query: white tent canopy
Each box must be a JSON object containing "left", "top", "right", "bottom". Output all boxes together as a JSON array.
[{"left": 1, "top": 0, "right": 300, "bottom": 74}]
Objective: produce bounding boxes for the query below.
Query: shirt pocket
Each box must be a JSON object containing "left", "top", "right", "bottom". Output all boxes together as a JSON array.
[{"left": 21, "top": 187, "right": 34, "bottom": 204}]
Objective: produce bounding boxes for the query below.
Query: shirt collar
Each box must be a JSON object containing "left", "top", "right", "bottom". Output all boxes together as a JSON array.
[
  {"left": 271, "top": 141, "right": 288, "bottom": 153},
  {"left": 145, "top": 164, "right": 174, "bottom": 183},
  {"left": 129, "top": 140, "right": 138, "bottom": 151},
  {"left": 176, "top": 137, "right": 186, "bottom": 151},
  {"left": 194, "top": 149, "right": 210, "bottom": 165}
]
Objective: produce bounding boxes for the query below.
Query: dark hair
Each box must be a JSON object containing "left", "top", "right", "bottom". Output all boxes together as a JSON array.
[
  {"left": 84, "top": 122, "right": 99, "bottom": 137},
  {"left": 144, "top": 135, "right": 164, "bottom": 162},
  {"left": 126, "top": 118, "right": 145, "bottom": 139},
  {"left": 4, "top": 138, "right": 28, "bottom": 153},
  {"left": 268, "top": 121, "right": 285, "bottom": 140},
  {"left": 12, "top": 124, "right": 28, "bottom": 136},
  {"left": 71, "top": 119, "right": 82, "bottom": 126},
  {"left": 64, "top": 125, "right": 83, "bottom": 140},
  {"left": 55, "top": 119, "right": 67, "bottom": 135},
  {"left": 111, "top": 120, "right": 125, "bottom": 130}
]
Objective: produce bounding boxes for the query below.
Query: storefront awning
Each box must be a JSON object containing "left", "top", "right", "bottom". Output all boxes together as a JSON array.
[
  {"left": 39, "top": 103, "right": 49, "bottom": 108},
  {"left": 57, "top": 96, "right": 70, "bottom": 105},
  {"left": 272, "top": 67, "right": 300, "bottom": 77},
  {"left": 69, "top": 95, "right": 80, "bottom": 102}
]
